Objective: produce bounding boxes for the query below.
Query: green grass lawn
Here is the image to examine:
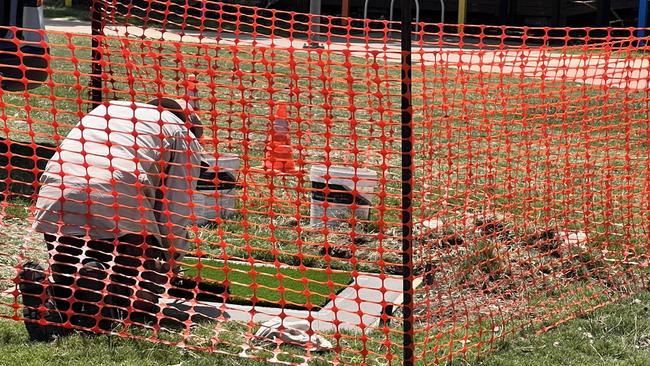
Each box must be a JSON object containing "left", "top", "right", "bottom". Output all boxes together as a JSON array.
[
  {"left": 0, "top": 317, "right": 269, "bottom": 366},
  {"left": 478, "top": 290, "right": 650, "bottom": 366},
  {"left": 180, "top": 257, "right": 352, "bottom": 309},
  {"left": 1, "top": 290, "right": 650, "bottom": 365}
]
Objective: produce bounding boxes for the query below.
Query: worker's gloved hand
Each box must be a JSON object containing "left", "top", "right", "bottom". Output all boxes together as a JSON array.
[{"left": 172, "top": 262, "right": 184, "bottom": 274}]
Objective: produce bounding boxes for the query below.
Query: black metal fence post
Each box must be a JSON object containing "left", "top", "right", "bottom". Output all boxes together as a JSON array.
[
  {"left": 400, "top": 0, "right": 415, "bottom": 365},
  {"left": 90, "top": 0, "right": 104, "bottom": 108},
  {"left": 597, "top": 0, "right": 612, "bottom": 26},
  {"left": 305, "top": 0, "right": 324, "bottom": 49}
]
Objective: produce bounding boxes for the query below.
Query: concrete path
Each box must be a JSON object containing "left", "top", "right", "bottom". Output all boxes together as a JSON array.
[{"left": 45, "top": 18, "right": 650, "bottom": 90}]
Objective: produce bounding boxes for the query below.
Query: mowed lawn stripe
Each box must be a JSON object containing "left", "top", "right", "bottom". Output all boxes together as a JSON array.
[{"left": 181, "top": 257, "right": 352, "bottom": 308}]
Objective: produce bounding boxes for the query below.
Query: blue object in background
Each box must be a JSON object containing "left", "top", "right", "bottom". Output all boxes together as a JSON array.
[{"left": 639, "top": 0, "right": 648, "bottom": 45}]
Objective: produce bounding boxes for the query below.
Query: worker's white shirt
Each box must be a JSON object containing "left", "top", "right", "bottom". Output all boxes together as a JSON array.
[{"left": 33, "top": 101, "right": 203, "bottom": 255}]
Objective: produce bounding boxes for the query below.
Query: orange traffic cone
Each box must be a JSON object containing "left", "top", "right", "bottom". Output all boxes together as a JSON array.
[
  {"left": 185, "top": 75, "right": 199, "bottom": 110},
  {"left": 263, "top": 103, "right": 296, "bottom": 174}
]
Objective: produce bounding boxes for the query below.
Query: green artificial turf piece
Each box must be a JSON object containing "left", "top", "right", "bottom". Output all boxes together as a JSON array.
[{"left": 180, "top": 258, "right": 352, "bottom": 309}]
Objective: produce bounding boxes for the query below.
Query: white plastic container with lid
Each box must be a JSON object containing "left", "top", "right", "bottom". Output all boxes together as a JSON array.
[
  {"left": 193, "top": 154, "right": 240, "bottom": 225},
  {"left": 309, "top": 165, "right": 378, "bottom": 227}
]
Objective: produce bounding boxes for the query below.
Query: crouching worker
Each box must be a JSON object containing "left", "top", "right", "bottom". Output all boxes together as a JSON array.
[{"left": 18, "top": 98, "right": 203, "bottom": 341}]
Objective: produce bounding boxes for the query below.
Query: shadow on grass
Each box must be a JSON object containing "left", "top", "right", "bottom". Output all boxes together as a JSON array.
[{"left": 44, "top": 5, "right": 92, "bottom": 22}]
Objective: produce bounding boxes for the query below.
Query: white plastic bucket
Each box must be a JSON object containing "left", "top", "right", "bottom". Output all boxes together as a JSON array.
[
  {"left": 193, "top": 154, "right": 240, "bottom": 225},
  {"left": 309, "top": 165, "right": 378, "bottom": 227}
]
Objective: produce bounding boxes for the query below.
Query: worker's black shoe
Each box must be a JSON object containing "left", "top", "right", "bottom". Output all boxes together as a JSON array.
[
  {"left": 18, "top": 261, "right": 71, "bottom": 342},
  {"left": 19, "top": 261, "right": 49, "bottom": 341}
]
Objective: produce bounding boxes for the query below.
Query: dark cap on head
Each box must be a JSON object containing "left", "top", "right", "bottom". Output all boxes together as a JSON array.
[{"left": 147, "top": 97, "right": 203, "bottom": 138}]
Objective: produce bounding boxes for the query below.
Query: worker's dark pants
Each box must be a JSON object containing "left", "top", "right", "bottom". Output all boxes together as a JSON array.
[{"left": 44, "top": 233, "right": 170, "bottom": 330}]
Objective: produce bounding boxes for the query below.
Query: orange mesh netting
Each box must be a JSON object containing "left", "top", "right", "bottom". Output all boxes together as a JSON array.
[{"left": 0, "top": 1, "right": 649, "bottom": 364}]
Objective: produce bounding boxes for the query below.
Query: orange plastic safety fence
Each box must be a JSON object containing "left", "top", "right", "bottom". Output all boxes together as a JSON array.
[{"left": 0, "top": 1, "right": 647, "bottom": 365}]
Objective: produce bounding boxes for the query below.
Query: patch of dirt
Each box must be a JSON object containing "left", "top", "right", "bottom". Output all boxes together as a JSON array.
[{"left": 298, "top": 210, "right": 643, "bottom": 329}]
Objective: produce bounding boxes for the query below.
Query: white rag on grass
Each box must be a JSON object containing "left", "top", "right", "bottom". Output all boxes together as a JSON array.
[{"left": 254, "top": 318, "right": 333, "bottom": 352}]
